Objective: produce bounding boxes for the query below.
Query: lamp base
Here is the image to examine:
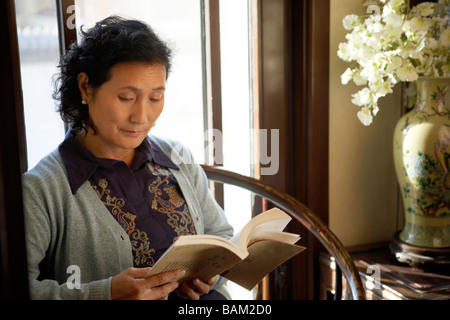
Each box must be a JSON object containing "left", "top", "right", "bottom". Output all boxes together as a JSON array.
[{"left": 389, "top": 232, "right": 450, "bottom": 275}]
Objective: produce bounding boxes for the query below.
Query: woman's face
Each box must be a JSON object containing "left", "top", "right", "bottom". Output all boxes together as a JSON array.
[{"left": 78, "top": 62, "right": 166, "bottom": 162}]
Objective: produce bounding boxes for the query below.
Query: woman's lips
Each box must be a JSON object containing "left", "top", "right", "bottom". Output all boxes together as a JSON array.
[{"left": 122, "top": 130, "right": 142, "bottom": 137}]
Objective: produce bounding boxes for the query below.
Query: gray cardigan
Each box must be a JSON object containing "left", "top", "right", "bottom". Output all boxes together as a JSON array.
[{"left": 22, "top": 135, "right": 233, "bottom": 300}]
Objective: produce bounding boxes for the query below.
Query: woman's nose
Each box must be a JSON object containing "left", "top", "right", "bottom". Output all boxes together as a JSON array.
[{"left": 129, "top": 100, "right": 148, "bottom": 125}]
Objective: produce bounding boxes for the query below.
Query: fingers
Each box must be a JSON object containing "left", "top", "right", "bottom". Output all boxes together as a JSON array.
[
  {"left": 144, "top": 269, "right": 185, "bottom": 300},
  {"left": 149, "top": 279, "right": 180, "bottom": 300},
  {"left": 112, "top": 268, "right": 217, "bottom": 300},
  {"left": 176, "top": 276, "right": 217, "bottom": 300},
  {"left": 132, "top": 267, "right": 152, "bottom": 278},
  {"left": 147, "top": 269, "right": 185, "bottom": 288},
  {"left": 111, "top": 268, "right": 185, "bottom": 300},
  {"left": 177, "top": 281, "right": 199, "bottom": 300},
  {"left": 208, "top": 276, "right": 218, "bottom": 286}
]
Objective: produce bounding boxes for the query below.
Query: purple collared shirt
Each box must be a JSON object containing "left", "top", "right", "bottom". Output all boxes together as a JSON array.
[{"left": 59, "top": 130, "right": 197, "bottom": 268}]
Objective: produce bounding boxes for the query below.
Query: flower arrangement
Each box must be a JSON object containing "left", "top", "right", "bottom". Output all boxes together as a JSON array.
[{"left": 338, "top": 0, "right": 450, "bottom": 126}]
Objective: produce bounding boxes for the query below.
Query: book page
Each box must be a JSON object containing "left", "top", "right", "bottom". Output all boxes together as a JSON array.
[
  {"left": 144, "top": 208, "right": 301, "bottom": 289},
  {"left": 230, "top": 208, "right": 292, "bottom": 250},
  {"left": 145, "top": 241, "right": 244, "bottom": 283},
  {"left": 221, "top": 240, "right": 306, "bottom": 291},
  {"left": 248, "top": 231, "right": 300, "bottom": 246}
]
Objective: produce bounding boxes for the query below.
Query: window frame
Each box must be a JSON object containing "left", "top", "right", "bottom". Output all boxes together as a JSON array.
[
  {"left": 60, "top": 0, "right": 229, "bottom": 207},
  {"left": 200, "top": 0, "right": 225, "bottom": 207},
  {"left": 56, "top": 0, "right": 77, "bottom": 56},
  {"left": 0, "top": 0, "right": 29, "bottom": 300}
]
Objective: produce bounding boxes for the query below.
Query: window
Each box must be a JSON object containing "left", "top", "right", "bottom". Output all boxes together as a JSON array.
[
  {"left": 74, "top": 0, "right": 257, "bottom": 300},
  {"left": 16, "top": 0, "right": 258, "bottom": 300},
  {"left": 76, "top": 0, "right": 206, "bottom": 163},
  {"left": 218, "top": 0, "right": 253, "bottom": 299},
  {"left": 15, "top": 0, "right": 65, "bottom": 169},
  {"left": 219, "top": 0, "right": 254, "bottom": 299}
]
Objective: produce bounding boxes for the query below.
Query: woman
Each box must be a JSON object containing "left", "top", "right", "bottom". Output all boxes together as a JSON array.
[{"left": 22, "top": 16, "right": 233, "bottom": 300}]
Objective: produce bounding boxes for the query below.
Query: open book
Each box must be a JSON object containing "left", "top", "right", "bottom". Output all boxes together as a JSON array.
[{"left": 145, "top": 208, "right": 305, "bottom": 290}]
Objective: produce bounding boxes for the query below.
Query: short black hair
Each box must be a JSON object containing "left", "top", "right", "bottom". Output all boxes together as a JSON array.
[{"left": 53, "top": 16, "right": 173, "bottom": 134}]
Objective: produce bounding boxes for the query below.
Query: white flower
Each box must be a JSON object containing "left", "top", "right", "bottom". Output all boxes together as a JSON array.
[
  {"left": 385, "top": 56, "right": 402, "bottom": 74},
  {"left": 352, "top": 88, "right": 373, "bottom": 107},
  {"left": 426, "top": 37, "right": 440, "bottom": 50},
  {"left": 370, "top": 78, "right": 394, "bottom": 97},
  {"left": 440, "top": 29, "right": 450, "bottom": 47},
  {"left": 388, "top": 0, "right": 404, "bottom": 9},
  {"left": 341, "top": 68, "right": 353, "bottom": 85},
  {"left": 337, "top": 42, "right": 353, "bottom": 62},
  {"left": 353, "top": 70, "right": 368, "bottom": 86},
  {"left": 396, "top": 62, "right": 419, "bottom": 81},
  {"left": 383, "top": 13, "right": 404, "bottom": 28},
  {"left": 365, "top": 16, "right": 383, "bottom": 33},
  {"left": 383, "top": 0, "right": 405, "bottom": 15},
  {"left": 357, "top": 107, "right": 374, "bottom": 126},
  {"left": 343, "top": 14, "right": 360, "bottom": 30},
  {"left": 414, "top": 37, "right": 426, "bottom": 53},
  {"left": 404, "top": 17, "right": 432, "bottom": 34},
  {"left": 373, "top": 104, "right": 380, "bottom": 116},
  {"left": 338, "top": 0, "right": 450, "bottom": 125},
  {"left": 411, "top": 2, "right": 436, "bottom": 17}
]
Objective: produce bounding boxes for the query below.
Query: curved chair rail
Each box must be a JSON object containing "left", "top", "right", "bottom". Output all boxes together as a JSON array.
[{"left": 201, "top": 165, "right": 365, "bottom": 300}]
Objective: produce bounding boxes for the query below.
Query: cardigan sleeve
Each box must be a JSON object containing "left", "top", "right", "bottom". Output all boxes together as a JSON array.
[{"left": 22, "top": 169, "right": 113, "bottom": 300}]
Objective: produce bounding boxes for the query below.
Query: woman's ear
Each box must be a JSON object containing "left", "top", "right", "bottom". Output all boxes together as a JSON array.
[{"left": 78, "top": 72, "right": 91, "bottom": 103}]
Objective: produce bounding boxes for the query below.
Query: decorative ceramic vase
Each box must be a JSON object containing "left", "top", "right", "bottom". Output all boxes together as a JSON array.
[{"left": 392, "top": 77, "right": 450, "bottom": 267}]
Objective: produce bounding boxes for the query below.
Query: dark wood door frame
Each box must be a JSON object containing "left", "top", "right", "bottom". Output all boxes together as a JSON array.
[{"left": 258, "top": 0, "right": 330, "bottom": 299}]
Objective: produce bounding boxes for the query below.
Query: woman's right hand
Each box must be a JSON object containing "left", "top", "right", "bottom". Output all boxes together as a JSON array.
[{"left": 111, "top": 267, "right": 185, "bottom": 300}]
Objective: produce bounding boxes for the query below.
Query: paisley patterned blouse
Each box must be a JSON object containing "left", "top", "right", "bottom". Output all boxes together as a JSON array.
[{"left": 59, "top": 131, "right": 197, "bottom": 268}]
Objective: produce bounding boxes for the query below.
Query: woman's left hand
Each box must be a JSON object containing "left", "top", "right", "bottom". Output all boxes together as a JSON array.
[{"left": 176, "top": 276, "right": 217, "bottom": 300}]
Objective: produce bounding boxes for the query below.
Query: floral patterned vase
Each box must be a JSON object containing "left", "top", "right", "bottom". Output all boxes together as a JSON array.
[{"left": 393, "top": 77, "right": 450, "bottom": 251}]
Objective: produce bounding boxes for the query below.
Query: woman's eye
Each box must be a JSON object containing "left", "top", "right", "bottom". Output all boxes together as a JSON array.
[
  {"left": 150, "top": 94, "right": 164, "bottom": 102},
  {"left": 119, "top": 96, "right": 134, "bottom": 102}
]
